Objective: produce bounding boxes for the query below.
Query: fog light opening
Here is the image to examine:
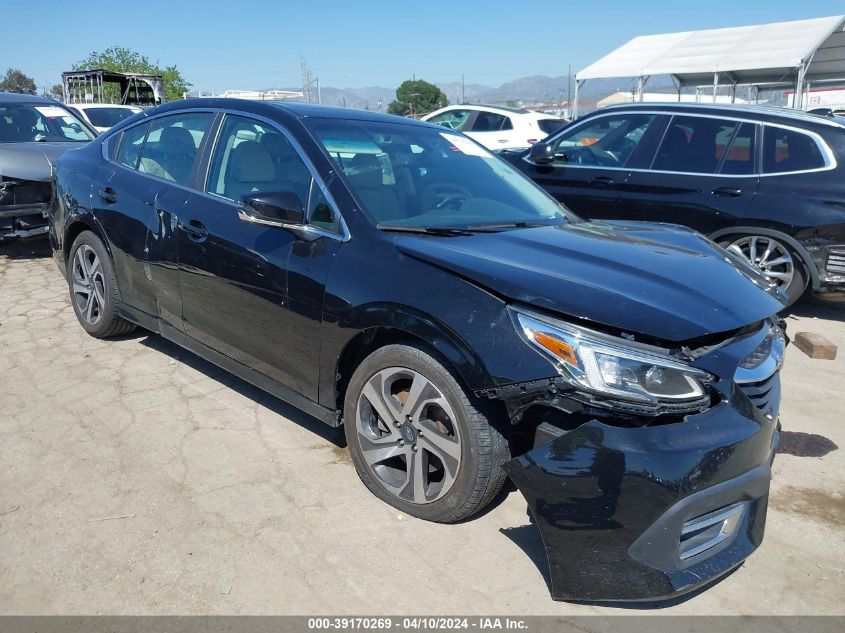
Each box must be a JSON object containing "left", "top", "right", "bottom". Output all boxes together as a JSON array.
[{"left": 679, "top": 502, "right": 746, "bottom": 561}]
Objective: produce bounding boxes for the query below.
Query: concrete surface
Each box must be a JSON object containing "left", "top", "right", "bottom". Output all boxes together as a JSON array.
[{"left": 0, "top": 239, "right": 843, "bottom": 615}]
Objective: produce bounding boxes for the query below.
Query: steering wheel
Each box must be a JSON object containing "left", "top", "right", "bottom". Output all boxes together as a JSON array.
[{"left": 422, "top": 183, "right": 472, "bottom": 210}]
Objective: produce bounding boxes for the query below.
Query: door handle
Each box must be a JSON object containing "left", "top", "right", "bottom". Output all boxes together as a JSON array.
[
  {"left": 591, "top": 176, "right": 615, "bottom": 187},
  {"left": 712, "top": 187, "right": 743, "bottom": 197},
  {"left": 98, "top": 187, "right": 117, "bottom": 204},
  {"left": 180, "top": 219, "right": 208, "bottom": 243}
]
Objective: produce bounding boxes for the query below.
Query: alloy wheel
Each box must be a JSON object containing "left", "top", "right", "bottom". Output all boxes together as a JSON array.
[
  {"left": 355, "top": 367, "right": 462, "bottom": 505},
  {"left": 723, "top": 235, "right": 795, "bottom": 290},
  {"left": 71, "top": 244, "right": 106, "bottom": 325}
]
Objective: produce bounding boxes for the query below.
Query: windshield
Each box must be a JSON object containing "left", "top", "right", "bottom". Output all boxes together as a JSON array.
[
  {"left": 84, "top": 107, "right": 139, "bottom": 129},
  {"left": 0, "top": 104, "right": 94, "bottom": 143},
  {"left": 307, "top": 118, "right": 569, "bottom": 229}
]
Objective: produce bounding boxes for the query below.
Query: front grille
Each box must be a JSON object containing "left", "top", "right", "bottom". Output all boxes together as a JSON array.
[
  {"left": 826, "top": 248, "right": 845, "bottom": 276},
  {"left": 739, "top": 373, "right": 780, "bottom": 418}
]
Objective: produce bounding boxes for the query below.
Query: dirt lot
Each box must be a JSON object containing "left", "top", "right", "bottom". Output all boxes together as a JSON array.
[{"left": 1, "top": 239, "right": 843, "bottom": 615}]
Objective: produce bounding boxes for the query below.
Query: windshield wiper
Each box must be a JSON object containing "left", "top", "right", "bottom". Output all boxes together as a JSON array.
[
  {"left": 461, "top": 220, "right": 564, "bottom": 232},
  {"left": 377, "top": 224, "right": 473, "bottom": 236}
]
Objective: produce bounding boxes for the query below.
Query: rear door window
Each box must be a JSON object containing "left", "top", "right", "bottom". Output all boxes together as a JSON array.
[
  {"left": 718, "top": 122, "right": 757, "bottom": 175},
  {"left": 116, "top": 121, "right": 151, "bottom": 170},
  {"left": 138, "top": 113, "right": 213, "bottom": 186},
  {"left": 652, "top": 116, "right": 740, "bottom": 174},
  {"left": 472, "top": 111, "right": 511, "bottom": 132},
  {"left": 762, "top": 126, "right": 827, "bottom": 173}
]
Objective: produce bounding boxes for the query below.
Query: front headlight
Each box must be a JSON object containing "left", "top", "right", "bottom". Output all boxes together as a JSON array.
[{"left": 513, "top": 309, "right": 713, "bottom": 405}]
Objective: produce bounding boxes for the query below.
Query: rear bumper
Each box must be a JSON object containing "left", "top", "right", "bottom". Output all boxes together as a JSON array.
[{"left": 503, "top": 388, "right": 779, "bottom": 602}]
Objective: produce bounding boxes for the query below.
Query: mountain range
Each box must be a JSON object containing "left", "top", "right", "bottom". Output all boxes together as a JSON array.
[{"left": 264, "top": 74, "right": 678, "bottom": 111}]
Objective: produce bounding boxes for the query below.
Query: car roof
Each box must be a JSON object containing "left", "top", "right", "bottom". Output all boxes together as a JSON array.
[
  {"left": 0, "top": 92, "right": 60, "bottom": 105},
  {"left": 148, "top": 98, "right": 443, "bottom": 130},
  {"left": 595, "top": 101, "right": 845, "bottom": 129},
  {"left": 424, "top": 103, "right": 563, "bottom": 121},
  {"left": 74, "top": 103, "right": 141, "bottom": 110}
]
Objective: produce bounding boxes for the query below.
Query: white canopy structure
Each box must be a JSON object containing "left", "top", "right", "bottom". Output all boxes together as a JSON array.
[{"left": 574, "top": 15, "right": 845, "bottom": 117}]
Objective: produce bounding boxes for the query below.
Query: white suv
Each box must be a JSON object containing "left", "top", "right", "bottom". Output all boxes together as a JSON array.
[{"left": 422, "top": 104, "right": 565, "bottom": 150}]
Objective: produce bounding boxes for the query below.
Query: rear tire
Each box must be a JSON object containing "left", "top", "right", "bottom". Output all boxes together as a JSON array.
[
  {"left": 343, "top": 343, "right": 510, "bottom": 523},
  {"left": 67, "top": 231, "right": 136, "bottom": 338},
  {"left": 719, "top": 234, "right": 808, "bottom": 308}
]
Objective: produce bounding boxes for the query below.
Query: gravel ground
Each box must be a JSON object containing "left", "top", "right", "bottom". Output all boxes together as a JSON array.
[{"left": 0, "top": 238, "right": 843, "bottom": 615}]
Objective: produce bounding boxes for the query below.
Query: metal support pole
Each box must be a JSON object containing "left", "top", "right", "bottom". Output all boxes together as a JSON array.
[
  {"left": 636, "top": 75, "right": 649, "bottom": 102},
  {"left": 573, "top": 79, "right": 583, "bottom": 119},
  {"left": 713, "top": 72, "right": 720, "bottom": 103},
  {"left": 795, "top": 62, "right": 807, "bottom": 109}
]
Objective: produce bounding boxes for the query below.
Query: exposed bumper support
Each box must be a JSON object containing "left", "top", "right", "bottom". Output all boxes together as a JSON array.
[{"left": 0, "top": 204, "right": 49, "bottom": 240}]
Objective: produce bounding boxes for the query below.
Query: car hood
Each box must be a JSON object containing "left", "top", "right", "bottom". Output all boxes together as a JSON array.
[
  {"left": 394, "top": 220, "right": 785, "bottom": 342},
  {"left": 0, "top": 142, "right": 80, "bottom": 181}
]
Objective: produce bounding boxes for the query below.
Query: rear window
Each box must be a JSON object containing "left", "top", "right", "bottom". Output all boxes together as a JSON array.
[
  {"left": 538, "top": 119, "right": 566, "bottom": 135},
  {"left": 85, "top": 107, "right": 138, "bottom": 129},
  {"left": 762, "top": 127, "right": 827, "bottom": 174}
]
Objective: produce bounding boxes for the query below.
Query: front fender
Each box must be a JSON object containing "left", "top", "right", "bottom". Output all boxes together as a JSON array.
[{"left": 318, "top": 243, "right": 560, "bottom": 410}]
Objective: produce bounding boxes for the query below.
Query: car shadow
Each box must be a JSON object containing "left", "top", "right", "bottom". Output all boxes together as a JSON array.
[
  {"left": 0, "top": 237, "right": 52, "bottom": 260},
  {"left": 500, "top": 509, "right": 742, "bottom": 608},
  {"left": 786, "top": 292, "right": 844, "bottom": 323},
  {"left": 138, "top": 332, "right": 346, "bottom": 448}
]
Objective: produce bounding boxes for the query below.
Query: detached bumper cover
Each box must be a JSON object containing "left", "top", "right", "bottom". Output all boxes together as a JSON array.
[{"left": 503, "top": 385, "right": 779, "bottom": 602}]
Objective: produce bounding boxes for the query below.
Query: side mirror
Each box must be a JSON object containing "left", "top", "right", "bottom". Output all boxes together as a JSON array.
[
  {"left": 527, "top": 141, "right": 554, "bottom": 165},
  {"left": 238, "top": 191, "right": 305, "bottom": 226}
]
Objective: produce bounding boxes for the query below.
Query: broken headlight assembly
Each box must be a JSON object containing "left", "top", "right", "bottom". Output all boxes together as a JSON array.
[{"left": 512, "top": 308, "right": 714, "bottom": 409}]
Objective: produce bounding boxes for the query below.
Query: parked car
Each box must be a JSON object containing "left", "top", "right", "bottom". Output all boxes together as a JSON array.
[
  {"left": 50, "top": 98, "right": 785, "bottom": 602},
  {"left": 67, "top": 103, "right": 142, "bottom": 133},
  {"left": 501, "top": 102, "right": 845, "bottom": 306},
  {"left": 422, "top": 104, "right": 565, "bottom": 150},
  {"left": 0, "top": 92, "right": 96, "bottom": 241}
]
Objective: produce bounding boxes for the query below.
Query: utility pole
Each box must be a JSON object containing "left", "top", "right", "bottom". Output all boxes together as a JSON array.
[
  {"left": 461, "top": 74, "right": 465, "bottom": 104},
  {"left": 300, "top": 56, "right": 320, "bottom": 104}
]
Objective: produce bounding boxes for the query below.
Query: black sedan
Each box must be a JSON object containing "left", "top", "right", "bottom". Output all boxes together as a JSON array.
[
  {"left": 0, "top": 92, "right": 96, "bottom": 240},
  {"left": 502, "top": 102, "right": 845, "bottom": 306},
  {"left": 50, "top": 98, "right": 785, "bottom": 602}
]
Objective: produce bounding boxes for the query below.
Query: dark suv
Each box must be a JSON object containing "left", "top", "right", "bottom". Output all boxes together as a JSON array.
[
  {"left": 50, "top": 99, "right": 785, "bottom": 603},
  {"left": 503, "top": 103, "right": 845, "bottom": 305}
]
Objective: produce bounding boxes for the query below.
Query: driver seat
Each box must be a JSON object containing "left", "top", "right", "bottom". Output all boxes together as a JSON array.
[{"left": 345, "top": 154, "right": 405, "bottom": 221}]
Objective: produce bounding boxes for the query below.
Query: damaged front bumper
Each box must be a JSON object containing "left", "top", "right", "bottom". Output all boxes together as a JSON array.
[
  {"left": 503, "top": 382, "right": 779, "bottom": 602},
  {"left": 1, "top": 176, "right": 52, "bottom": 240},
  {"left": 0, "top": 204, "right": 49, "bottom": 240}
]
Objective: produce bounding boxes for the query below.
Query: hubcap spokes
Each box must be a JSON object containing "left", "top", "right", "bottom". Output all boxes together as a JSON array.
[
  {"left": 356, "top": 368, "right": 462, "bottom": 505},
  {"left": 725, "top": 236, "right": 795, "bottom": 289},
  {"left": 71, "top": 245, "right": 106, "bottom": 325}
]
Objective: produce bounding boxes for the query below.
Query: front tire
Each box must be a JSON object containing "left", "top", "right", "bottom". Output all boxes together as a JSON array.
[
  {"left": 67, "top": 231, "right": 136, "bottom": 338},
  {"left": 343, "top": 344, "right": 510, "bottom": 523}
]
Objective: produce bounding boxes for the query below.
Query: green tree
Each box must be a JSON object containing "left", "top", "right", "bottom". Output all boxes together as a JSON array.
[
  {"left": 0, "top": 68, "right": 37, "bottom": 95},
  {"left": 42, "top": 83, "right": 64, "bottom": 100},
  {"left": 387, "top": 79, "right": 448, "bottom": 117},
  {"left": 73, "top": 46, "right": 191, "bottom": 102}
]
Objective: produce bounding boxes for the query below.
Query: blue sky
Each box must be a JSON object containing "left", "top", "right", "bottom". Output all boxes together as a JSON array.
[{"left": 3, "top": 0, "right": 844, "bottom": 92}]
